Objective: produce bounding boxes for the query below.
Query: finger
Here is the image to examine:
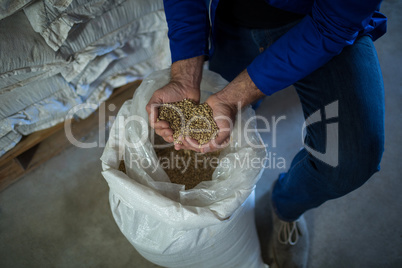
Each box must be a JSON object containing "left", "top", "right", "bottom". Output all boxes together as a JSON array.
[
  {"left": 146, "top": 99, "right": 162, "bottom": 128},
  {"left": 202, "top": 135, "right": 230, "bottom": 153},
  {"left": 164, "top": 136, "right": 174, "bottom": 143},
  {"left": 158, "top": 128, "right": 173, "bottom": 137},
  {"left": 173, "top": 136, "right": 199, "bottom": 152},
  {"left": 174, "top": 142, "right": 184, "bottom": 150},
  {"left": 154, "top": 120, "right": 170, "bottom": 129},
  {"left": 146, "top": 107, "right": 157, "bottom": 129},
  {"left": 162, "top": 135, "right": 174, "bottom": 144},
  {"left": 175, "top": 136, "right": 189, "bottom": 151},
  {"left": 160, "top": 130, "right": 174, "bottom": 143},
  {"left": 200, "top": 142, "right": 212, "bottom": 154},
  {"left": 155, "top": 123, "right": 173, "bottom": 135},
  {"left": 162, "top": 135, "right": 174, "bottom": 143},
  {"left": 155, "top": 128, "right": 166, "bottom": 137},
  {"left": 182, "top": 136, "right": 202, "bottom": 152}
]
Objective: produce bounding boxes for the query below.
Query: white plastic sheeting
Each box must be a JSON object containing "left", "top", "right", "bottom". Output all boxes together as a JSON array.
[
  {"left": 14, "top": 84, "right": 82, "bottom": 135},
  {"left": 0, "top": 11, "right": 67, "bottom": 91},
  {"left": 0, "top": 130, "right": 22, "bottom": 157},
  {"left": 0, "top": 0, "right": 32, "bottom": 21},
  {"left": 24, "top": 0, "right": 126, "bottom": 50},
  {"left": 0, "top": 75, "right": 74, "bottom": 120},
  {"left": 101, "top": 69, "right": 268, "bottom": 267},
  {"left": 24, "top": 0, "right": 164, "bottom": 51},
  {"left": 0, "top": 0, "right": 170, "bottom": 157},
  {"left": 0, "top": 0, "right": 75, "bottom": 21},
  {"left": 60, "top": 11, "right": 168, "bottom": 82},
  {"left": 0, "top": 74, "right": 81, "bottom": 136}
]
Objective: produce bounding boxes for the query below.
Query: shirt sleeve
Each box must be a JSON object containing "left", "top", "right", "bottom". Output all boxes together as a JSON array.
[
  {"left": 163, "top": 0, "right": 210, "bottom": 63},
  {"left": 247, "top": 0, "right": 384, "bottom": 95}
]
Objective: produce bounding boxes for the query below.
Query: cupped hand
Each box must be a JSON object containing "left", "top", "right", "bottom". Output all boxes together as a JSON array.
[
  {"left": 170, "top": 69, "right": 264, "bottom": 152},
  {"left": 175, "top": 93, "right": 238, "bottom": 153},
  {"left": 146, "top": 80, "right": 200, "bottom": 143}
]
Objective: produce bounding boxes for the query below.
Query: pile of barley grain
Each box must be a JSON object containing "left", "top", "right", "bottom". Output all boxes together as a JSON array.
[
  {"left": 158, "top": 99, "right": 218, "bottom": 145},
  {"left": 118, "top": 148, "right": 220, "bottom": 190},
  {"left": 154, "top": 146, "right": 220, "bottom": 189}
]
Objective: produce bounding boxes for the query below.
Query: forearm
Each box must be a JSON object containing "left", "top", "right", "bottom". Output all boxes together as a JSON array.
[
  {"left": 171, "top": 55, "right": 205, "bottom": 89},
  {"left": 214, "top": 69, "right": 265, "bottom": 111}
]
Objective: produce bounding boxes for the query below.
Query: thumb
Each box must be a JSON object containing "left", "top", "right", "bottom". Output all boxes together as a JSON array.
[{"left": 146, "top": 96, "right": 161, "bottom": 128}]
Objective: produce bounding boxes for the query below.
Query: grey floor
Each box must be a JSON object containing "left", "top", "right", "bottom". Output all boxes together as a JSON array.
[{"left": 1, "top": 1, "right": 401, "bottom": 267}]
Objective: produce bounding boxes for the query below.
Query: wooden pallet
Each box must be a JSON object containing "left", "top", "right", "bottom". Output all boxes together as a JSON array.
[{"left": 0, "top": 80, "right": 142, "bottom": 192}]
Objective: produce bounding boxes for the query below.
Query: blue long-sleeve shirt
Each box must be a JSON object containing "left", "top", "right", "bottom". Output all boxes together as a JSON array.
[{"left": 163, "top": 0, "right": 387, "bottom": 95}]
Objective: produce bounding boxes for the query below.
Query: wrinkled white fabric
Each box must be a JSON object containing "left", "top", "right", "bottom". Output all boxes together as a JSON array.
[
  {"left": 0, "top": 1, "right": 170, "bottom": 160},
  {"left": 24, "top": 0, "right": 163, "bottom": 51},
  {"left": 0, "top": 75, "right": 73, "bottom": 120},
  {"left": 0, "top": 68, "right": 63, "bottom": 93},
  {"left": 71, "top": 30, "right": 169, "bottom": 99},
  {"left": 45, "top": 0, "right": 73, "bottom": 10},
  {"left": 60, "top": 11, "right": 167, "bottom": 82},
  {"left": 0, "top": 11, "right": 67, "bottom": 88},
  {"left": 100, "top": 69, "right": 268, "bottom": 268},
  {"left": 0, "top": 130, "right": 22, "bottom": 157},
  {"left": 0, "top": 36, "right": 169, "bottom": 154},
  {"left": 60, "top": 0, "right": 164, "bottom": 54},
  {"left": 24, "top": 0, "right": 126, "bottom": 50},
  {"left": 14, "top": 86, "right": 81, "bottom": 135},
  {"left": 0, "top": 0, "right": 32, "bottom": 21},
  {"left": 0, "top": 74, "right": 81, "bottom": 157}
]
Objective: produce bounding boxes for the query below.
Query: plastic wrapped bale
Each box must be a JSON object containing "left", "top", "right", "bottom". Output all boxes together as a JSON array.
[{"left": 100, "top": 69, "right": 268, "bottom": 268}]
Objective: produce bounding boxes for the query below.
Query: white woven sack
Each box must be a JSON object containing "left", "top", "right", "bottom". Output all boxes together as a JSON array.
[{"left": 101, "top": 69, "right": 268, "bottom": 268}]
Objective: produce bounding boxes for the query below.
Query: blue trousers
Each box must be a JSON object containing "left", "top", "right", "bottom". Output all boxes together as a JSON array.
[{"left": 209, "top": 18, "right": 385, "bottom": 221}]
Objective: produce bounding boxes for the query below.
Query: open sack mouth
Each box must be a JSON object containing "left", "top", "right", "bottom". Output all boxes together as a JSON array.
[{"left": 100, "top": 68, "right": 268, "bottom": 268}]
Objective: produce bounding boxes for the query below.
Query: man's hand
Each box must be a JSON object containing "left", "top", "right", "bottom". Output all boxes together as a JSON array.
[
  {"left": 146, "top": 81, "right": 200, "bottom": 143},
  {"left": 173, "top": 92, "right": 237, "bottom": 152},
  {"left": 146, "top": 56, "right": 204, "bottom": 144},
  {"left": 177, "top": 69, "right": 266, "bottom": 153}
]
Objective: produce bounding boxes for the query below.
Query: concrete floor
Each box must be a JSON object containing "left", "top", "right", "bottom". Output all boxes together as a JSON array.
[{"left": 1, "top": 1, "right": 401, "bottom": 267}]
